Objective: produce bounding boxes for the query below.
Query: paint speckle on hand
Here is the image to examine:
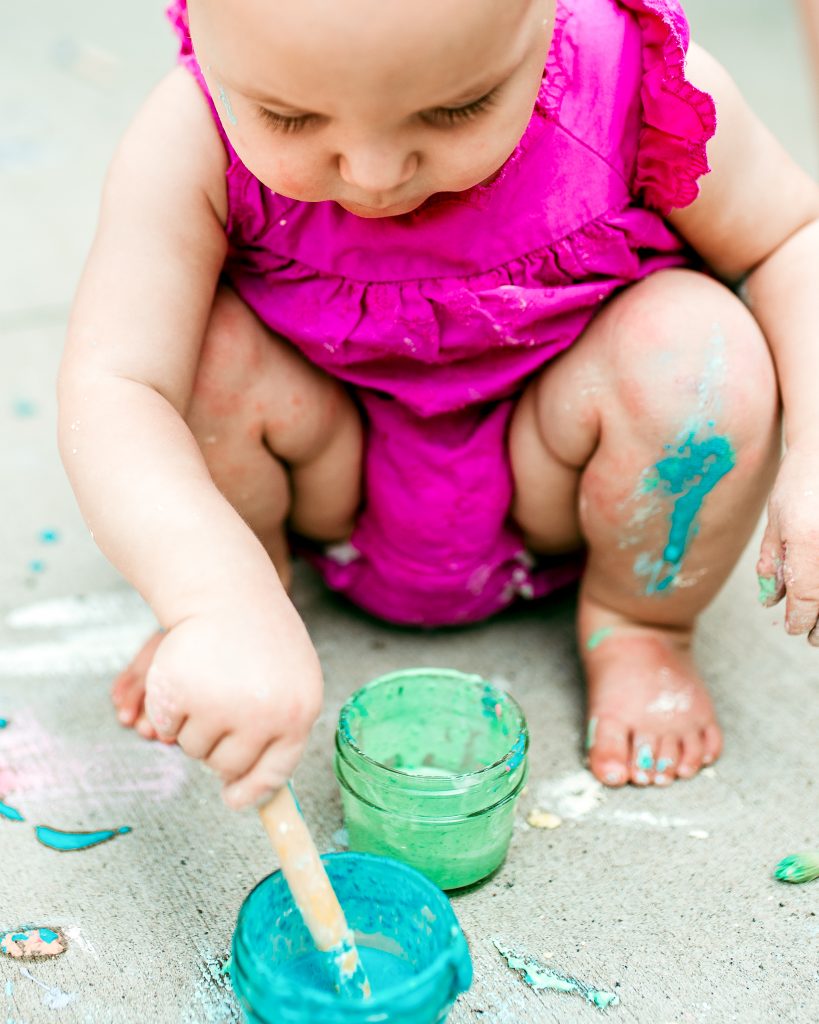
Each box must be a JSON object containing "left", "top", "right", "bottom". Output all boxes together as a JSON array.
[
  {"left": 494, "top": 939, "right": 619, "bottom": 1010},
  {"left": 586, "top": 628, "right": 614, "bottom": 651},
  {"left": 34, "top": 824, "right": 132, "bottom": 852},
  {"left": 757, "top": 574, "right": 778, "bottom": 606},
  {"left": 1, "top": 928, "right": 67, "bottom": 960},
  {"left": 774, "top": 852, "right": 819, "bottom": 884},
  {"left": 526, "top": 808, "right": 562, "bottom": 830}
]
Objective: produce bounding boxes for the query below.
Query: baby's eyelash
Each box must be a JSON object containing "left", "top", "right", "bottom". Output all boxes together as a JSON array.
[
  {"left": 258, "top": 108, "right": 316, "bottom": 134},
  {"left": 425, "top": 88, "right": 500, "bottom": 127}
]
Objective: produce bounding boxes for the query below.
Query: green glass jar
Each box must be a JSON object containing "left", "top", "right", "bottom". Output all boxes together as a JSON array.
[{"left": 334, "top": 668, "right": 528, "bottom": 890}]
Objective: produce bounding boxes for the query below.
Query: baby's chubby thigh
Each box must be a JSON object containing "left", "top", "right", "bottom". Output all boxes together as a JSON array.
[
  {"left": 510, "top": 267, "right": 781, "bottom": 614},
  {"left": 186, "top": 284, "right": 364, "bottom": 578}
]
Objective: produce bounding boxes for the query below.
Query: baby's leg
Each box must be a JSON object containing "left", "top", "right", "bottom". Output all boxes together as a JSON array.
[
  {"left": 113, "top": 285, "right": 363, "bottom": 737},
  {"left": 509, "top": 269, "right": 780, "bottom": 786}
]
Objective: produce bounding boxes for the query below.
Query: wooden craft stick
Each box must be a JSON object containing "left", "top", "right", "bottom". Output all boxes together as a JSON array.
[{"left": 258, "top": 783, "right": 372, "bottom": 999}]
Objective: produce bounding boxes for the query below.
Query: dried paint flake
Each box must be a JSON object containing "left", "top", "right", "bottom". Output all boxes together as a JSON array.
[
  {"left": 526, "top": 809, "right": 562, "bottom": 830},
  {"left": 494, "top": 940, "right": 619, "bottom": 1010},
  {"left": 1, "top": 928, "right": 67, "bottom": 960}
]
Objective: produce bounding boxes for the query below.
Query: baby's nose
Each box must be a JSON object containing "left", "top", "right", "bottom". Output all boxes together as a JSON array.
[{"left": 337, "top": 143, "right": 418, "bottom": 197}]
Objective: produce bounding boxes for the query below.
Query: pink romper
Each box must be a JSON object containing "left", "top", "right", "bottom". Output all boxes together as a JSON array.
[{"left": 167, "top": 0, "right": 716, "bottom": 627}]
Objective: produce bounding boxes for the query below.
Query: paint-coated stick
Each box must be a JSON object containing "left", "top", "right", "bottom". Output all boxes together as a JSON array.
[{"left": 258, "top": 784, "right": 371, "bottom": 999}]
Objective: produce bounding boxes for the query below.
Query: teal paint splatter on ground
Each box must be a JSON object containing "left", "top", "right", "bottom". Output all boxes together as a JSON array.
[
  {"left": 494, "top": 940, "right": 619, "bottom": 1010},
  {"left": 0, "top": 718, "right": 8, "bottom": 728},
  {"left": 27, "top": 560, "right": 46, "bottom": 574},
  {"left": 38, "top": 529, "right": 59, "bottom": 544},
  {"left": 35, "top": 825, "right": 131, "bottom": 851},
  {"left": 0, "top": 800, "right": 24, "bottom": 822},
  {"left": 635, "top": 745, "right": 654, "bottom": 772},
  {"left": 774, "top": 852, "right": 819, "bottom": 884},
  {"left": 586, "top": 627, "right": 614, "bottom": 651},
  {"left": 12, "top": 398, "right": 37, "bottom": 418},
  {"left": 585, "top": 717, "right": 598, "bottom": 751},
  {"left": 758, "top": 575, "right": 778, "bottom": 606}
]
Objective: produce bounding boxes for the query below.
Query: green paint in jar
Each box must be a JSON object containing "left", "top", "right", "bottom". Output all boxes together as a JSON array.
[{"left": 334, "top": 668, "right": 528, "bottom": 890}]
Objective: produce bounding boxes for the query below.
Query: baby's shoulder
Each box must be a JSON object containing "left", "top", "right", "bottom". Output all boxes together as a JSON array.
[{"left": 110, "top": 67, "right": 228, "bottom": 227}]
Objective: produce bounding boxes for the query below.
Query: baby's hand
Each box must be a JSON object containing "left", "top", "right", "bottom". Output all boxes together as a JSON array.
[
  {"left": 758, "top": 447, "right": 819, "bottom": 644},
  {"left": 143, "top": 600, "right": 323, "bottom": 808}
]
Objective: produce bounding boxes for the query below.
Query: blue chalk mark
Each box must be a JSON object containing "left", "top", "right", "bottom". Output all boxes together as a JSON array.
[
  {"left": 38, "top": 529, "right": 60, "bottom": 544},
  {"left": 12, "top": 398, "right": 37, "bottom": 418},
  {"left": 35, "top": 825, "right": 131, "bottom": 851},
  {"left": 0, "top": 800, "right": 24, "bottom": 823},
  {"left": 635, "top": 745, "right": 654, "bottom": 771}
]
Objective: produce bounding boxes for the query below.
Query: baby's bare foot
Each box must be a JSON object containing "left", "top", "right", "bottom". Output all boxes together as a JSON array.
[
  {"left": 580, "top": 597, "right": 722, "bottom": 787},
  {"left": 111, "top": 631, "right": 172, "bottom": 742}
]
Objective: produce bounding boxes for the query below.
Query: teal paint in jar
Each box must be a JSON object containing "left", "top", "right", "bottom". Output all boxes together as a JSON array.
[
  {"left": 231, "top": 852, "right": 472, "bottom": 1024},
  {"left": 335, "top": 669, "right": 529, "bottom": 890}
]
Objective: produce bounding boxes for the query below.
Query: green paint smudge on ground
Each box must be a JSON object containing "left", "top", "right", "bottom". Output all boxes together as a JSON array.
[
  {"left": 494, "top": 940, "right": 619, "bottom": 1010},
  {"left": 774, "top": 852, "right": 819, "bottom": 884}
]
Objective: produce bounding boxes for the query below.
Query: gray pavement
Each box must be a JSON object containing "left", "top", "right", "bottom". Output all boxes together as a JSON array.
[{"left": 2, "top": 2, "right": 818, "bottom": 1022}]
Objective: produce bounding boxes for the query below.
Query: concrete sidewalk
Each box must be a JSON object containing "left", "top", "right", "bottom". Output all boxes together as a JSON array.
[{"left": 1, "top": 2, "right": 818, "bottom": 1021}]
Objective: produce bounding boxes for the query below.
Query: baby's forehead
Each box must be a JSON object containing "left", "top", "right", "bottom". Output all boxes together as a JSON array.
[{"left": 192, "top": 0, "right": 542, "bottom": 109}]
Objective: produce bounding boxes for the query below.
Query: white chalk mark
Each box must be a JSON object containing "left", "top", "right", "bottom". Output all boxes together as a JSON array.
[
  {"left": 19, "top": 967, "right": 77, "bottom": 1010},
  {"left": 62, "top": 926, "right": 99, "bottom": 960}
]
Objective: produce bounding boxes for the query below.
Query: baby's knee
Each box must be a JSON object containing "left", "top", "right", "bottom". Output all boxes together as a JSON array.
[{"left": 606, "top": 270, "right": 779, "bottom": 448}]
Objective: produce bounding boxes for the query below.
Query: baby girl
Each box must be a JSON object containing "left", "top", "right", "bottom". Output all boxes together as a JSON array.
[{"left": 59, "top": 0, "right": 819, "bottom": 808}]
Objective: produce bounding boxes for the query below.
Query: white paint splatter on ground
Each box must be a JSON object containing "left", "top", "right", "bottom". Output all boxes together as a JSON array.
[
  {"left": 535, "top": 771, "right": 605, "bottom": 820},
  {"left": 598, "top": 809, "right": 693, "bottom": 830},
  {"left": 62, "top": 926, "right": 99, "bottom": 959},
  {"left": 19, "top": 967, "right": 77, "bottom": 1010},
  {"left": 1, "top": 590, "right": 155, "bottom": 678},
  {"left": 182, "top": 952, "right": 240, "bottom": 1024}
]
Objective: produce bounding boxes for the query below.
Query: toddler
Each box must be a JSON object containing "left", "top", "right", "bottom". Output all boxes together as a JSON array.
[{"left": 59, "top": 0, "right": 819, "bottom": 809}]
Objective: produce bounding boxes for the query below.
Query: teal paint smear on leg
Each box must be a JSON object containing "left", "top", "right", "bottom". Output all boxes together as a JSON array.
[
  {"left": 586, "top": 627, "right": 614, "bottom": 651},
  {"left": 494, "top": 940, "right": 619, "bottom": 1010},
  {"left": 758, "top": 575, "right": 778, "bottom": 605},
  {"left": 635, "top": 745, "right": 654, "bottom": 771},
  {"left": 635, "top": 431, "right": 735, "bottom": 594},
  {"left": 585, "top": 717, "right": 598, "bottom": 751},
  {"left": 0, "top": 800, "right": 24, "bottom": 822},
  {"left": 35, "top": 825, "right": 131, "bottom": 851}
]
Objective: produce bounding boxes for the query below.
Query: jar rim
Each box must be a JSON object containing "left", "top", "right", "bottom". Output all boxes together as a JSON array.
[
  {"left": 232, "top": 852, "right": 471, "bottom": 1014},
  {"left": 337, "top": 668, "right": 529, "bottom": 783}
]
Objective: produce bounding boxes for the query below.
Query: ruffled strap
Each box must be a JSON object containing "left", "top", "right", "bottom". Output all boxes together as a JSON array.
[{"left": 618, "top": 0, "right": 716, "bottom": 215}]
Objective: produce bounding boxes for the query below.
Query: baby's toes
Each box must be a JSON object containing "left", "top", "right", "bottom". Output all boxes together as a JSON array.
[
  {"left": 653, "top": 735, "right": 680, "bottom": 786},
  {"left": 677, "top": 729, "right": 704, "bottom": 779},
  {"left": 702, "top": 724, "right": 723, "bottom": 766},
  {"left": 588, "top": 717, "right": 630, "bottom": 787},
  {"left": 631, "top": 734, "right": 658, "bottom": 786}
]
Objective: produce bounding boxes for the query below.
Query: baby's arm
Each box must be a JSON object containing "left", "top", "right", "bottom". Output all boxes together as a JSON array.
[
  {"left": 668, "top": 45, "right": 819, "bottom": 639},
  {"left": 59, "top": 68, "right": 323, "bottom": 806}
]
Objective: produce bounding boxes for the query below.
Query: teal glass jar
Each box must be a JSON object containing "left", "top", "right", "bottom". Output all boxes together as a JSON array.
[
  {"left": 334, "top": 668, "right": 528, "bottom": 890},
  {"left": 231, "top": 852, "right": 472, "bottom": 1024}
]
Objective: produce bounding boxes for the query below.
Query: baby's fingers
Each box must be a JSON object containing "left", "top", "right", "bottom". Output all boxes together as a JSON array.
[
  {"left": 757, "top": 518, "right": 785, "bottom": 607},
  {"left": 206, "top": 734, "right": 263, "bottom": 785},
  {"left": 221, "top": 740, "right": 301, "bottom": 811},
  {"left": 144, "top": 664, "right": 186, "bottom": 740}
]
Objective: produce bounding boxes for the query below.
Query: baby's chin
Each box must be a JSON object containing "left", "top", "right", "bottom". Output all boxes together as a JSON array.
[{"left": 336, "top": 196, "right": 429, "bottom": 219}]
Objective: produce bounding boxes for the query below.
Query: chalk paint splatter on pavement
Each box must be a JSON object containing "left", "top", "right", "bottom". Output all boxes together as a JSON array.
[
  {"left": 18, "top": 967, "right": 77, "bottom": 1010},
  {"left": 35, "top": 824, "right": 132, "bottom": 852},
  {"left": 1, "top": 928, "right": 67, "bottom": 960},
  {"left": 494, "top": 940, "right": 619, "bottom": 1010},
  {"left": 0, "top": 798, "right": 24, "bottom": 822}
]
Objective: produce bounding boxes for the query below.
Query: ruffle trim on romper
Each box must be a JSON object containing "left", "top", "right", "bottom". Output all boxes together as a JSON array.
[{"left": 617, "top": 0, "right": 717, "bottom": 215}]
